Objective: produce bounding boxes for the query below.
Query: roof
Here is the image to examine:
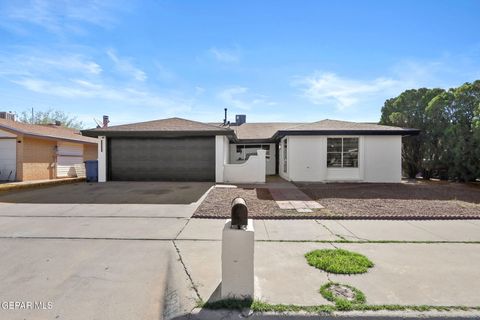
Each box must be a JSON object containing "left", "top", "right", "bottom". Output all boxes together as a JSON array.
[
  {"left": 284, "top": 119, "right": 411, "bottom": 131},
  {"left": 82, "top": 117, "right": 419, "bottom": 140},
  {"left": 82, "top": 117, "right": 234, "bottom": 137},
  {"left": 273, "top": 119, "right": 420, "bottom": 138},
  {"left": 0, "top": 119, "right": 98, "bottom": 144},
  {"left": 232, "top": 122, "right": 304, "bottom": 141}
]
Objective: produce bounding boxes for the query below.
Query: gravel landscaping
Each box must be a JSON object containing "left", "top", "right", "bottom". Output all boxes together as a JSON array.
[
  {"left": 193, "top": 180, "right": 480, "bottom": 219},
  {"left": 297, "top": 181, "right": 480, "bottom": 219},
  {"left": 193, "top": 187, "right": 327, "bottom": 219}
]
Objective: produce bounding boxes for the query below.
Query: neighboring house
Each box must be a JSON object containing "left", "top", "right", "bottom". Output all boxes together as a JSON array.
[
  {"left": 0, "top": 117, "right": 98, "bottom": 182},
  {"left": 82, "top": 115, "right": 419, "bottom": 183}
]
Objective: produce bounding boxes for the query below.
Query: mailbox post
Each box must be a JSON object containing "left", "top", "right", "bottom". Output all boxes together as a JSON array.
[{"left": 221, "top": 197, "right": 255, "bottom": 299}]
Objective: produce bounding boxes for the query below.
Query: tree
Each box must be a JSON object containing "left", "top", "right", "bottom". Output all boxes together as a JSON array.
[
  {"left": 380, "top": 81, "right": 480, "bottom": 182},
  {"left": 426, "top": 81, "right": 480, "bottom": 181},
  {"left": 18, "top": 109, "right": 84, "bottom": 130},
  {"left": 380, "top": 88, "right": 444, "bottom": 178}
]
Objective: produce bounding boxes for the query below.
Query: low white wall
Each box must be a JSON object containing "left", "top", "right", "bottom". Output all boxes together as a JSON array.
[
  {"left": 98, "top": 136, "right": 107, "bottom": 182},
  {"left": 229, "top": 143, "right": 276, "bottom": 175},
  {"left": 364, "top": 135, "right": 402, "bottom": 183},
  {"left": 223, "top": 150, "right": 266, "bottom": 183}
]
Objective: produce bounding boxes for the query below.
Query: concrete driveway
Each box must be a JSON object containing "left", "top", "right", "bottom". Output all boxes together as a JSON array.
[
  {"left": 0, "top": 181, "right": 213, "bottom": 204},
  {"left": 0, "top": 183, "right": 212, "bottom": 320}
]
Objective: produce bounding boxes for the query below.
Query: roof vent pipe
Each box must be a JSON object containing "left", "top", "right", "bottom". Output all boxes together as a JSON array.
[{"left": 223, "top": 108, "right": 228, "bottom": 125}]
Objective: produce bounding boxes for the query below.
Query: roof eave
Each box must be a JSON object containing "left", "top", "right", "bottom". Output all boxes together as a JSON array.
[
  {"left": 0, "top": 124, "right": 97, "bottom": 144},
  {"left": 81, "top": 129, "right": 235, "bottom": 138},
  {"left": 272, "top": 129, "right": 421, "bottom": 140}
]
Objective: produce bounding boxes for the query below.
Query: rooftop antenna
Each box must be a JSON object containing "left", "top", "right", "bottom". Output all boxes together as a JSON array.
[
  {"left": 223, "top": 108, "right": 227, "bottom": 125},
  {"left": 93, "top": 118, "right": 103, "bottom": 128}
]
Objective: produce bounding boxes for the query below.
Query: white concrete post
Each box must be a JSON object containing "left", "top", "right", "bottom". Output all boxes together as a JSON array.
[
  {"left": 98, "top": 136, "right": 107, "bottom": 182},
  {"left": 215, "top": 135, "right": 226, "bottom": 183},
  {"left": 221, "top": 219, "right": 254, "bottom": 299}
]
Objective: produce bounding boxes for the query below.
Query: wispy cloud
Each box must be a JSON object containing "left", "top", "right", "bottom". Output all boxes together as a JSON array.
[
  {"left": 12, "top": 77, "right": 191, "bottom": 112},
  {"left": 107, "top": 49, "right": 147, "bottom": 82},
  {"left": 295, "top": 57, "right": 472, "bottom": 110},
  {"left": 0, "top": 0, "right": 122, "bottom": 35},
  {"left": 297, "top": 72, "right": 402, "bottom": 109},
  {"left": 217, "top": 86, "right": 275, "bottom": 110},
  {"left": 0, "top": 49, "right": 191, "bottom": 116},
  {"left": 208, "top": 46, "right": 241, "bottom": 63},
  {"left": 0, "top": 51, "right": 102, "bottom": 77}
]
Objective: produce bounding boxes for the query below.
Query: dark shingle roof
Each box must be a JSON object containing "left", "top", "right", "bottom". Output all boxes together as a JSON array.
[
  {"left": 233, "top": 122, "right": 304, "bottom": 141},
  {"left": 273, "top": 119, "right": 420, "bottom": 138},
  {"left": 82, "top": 117, "right": 233, "bottom": 137},
  {"left": 82, "top": 117, "right": 419, "bottom": 140},
  {"left": 284, "top": 119, "right": 409, "bottom": 131},
  {"left": 0, "top": 119, "right": 98, "bottom": 144}
]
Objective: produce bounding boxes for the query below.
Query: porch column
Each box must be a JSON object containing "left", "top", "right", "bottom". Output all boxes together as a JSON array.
[{"left": 98, "top": 136, "right": 107, "bottom": 182}]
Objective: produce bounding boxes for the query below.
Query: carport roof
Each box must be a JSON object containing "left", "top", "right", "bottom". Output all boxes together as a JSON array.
[{"left": 82, "top": 117, "right": 234, "bottom": 137}]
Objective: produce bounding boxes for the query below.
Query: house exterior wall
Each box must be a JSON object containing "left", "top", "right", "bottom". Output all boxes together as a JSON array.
[
  {"left": 22, "top": 137, "right": 56, "bottom": 181},
  {"left": 363, "top": 135, "right": 401, "bottom": 182},
  {"left": 83, "top": 143, "right": 98, "bottom": 161},
  {"left": 288, "top": 136, "right": 326, "bottom": 181},
  {"left": 15, "top": 136, "right": 24, "bottom": 181},
  {"left": 283, "top": 135, "right": 401, "bottom": 183},
  {"left": 229, "top": 143, "right": 276, "bottom": 175}
]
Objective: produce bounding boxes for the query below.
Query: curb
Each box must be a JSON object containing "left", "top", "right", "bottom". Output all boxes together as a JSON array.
[
  {"left": 192, "top": 214, "right": 480, "bottom": 220},
  {"left": 173, "top": 308, "right": 480, "bottom": 319},
  {"left": 0, "top": 178, "right": 85, "bottom": 193}
]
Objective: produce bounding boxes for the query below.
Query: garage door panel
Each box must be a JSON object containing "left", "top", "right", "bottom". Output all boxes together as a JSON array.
[
  {"left": 0, "top": 139, "right": 16, "bottom": 181},
  {"left": 109, "top": 138, "right": 215, "bottom": 181}
]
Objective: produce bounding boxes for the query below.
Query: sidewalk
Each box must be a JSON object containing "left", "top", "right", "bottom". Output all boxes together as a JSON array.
[{"left": 172, "top": 218, "right": 480, "bottom": 317}]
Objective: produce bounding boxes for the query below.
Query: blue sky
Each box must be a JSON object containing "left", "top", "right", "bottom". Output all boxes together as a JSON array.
[{"left": 0, "top": 0, "right": 479, "bottom": 128}]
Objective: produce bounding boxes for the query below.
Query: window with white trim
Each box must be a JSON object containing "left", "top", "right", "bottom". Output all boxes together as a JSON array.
[
  {"left": 327, "top": 137, "right": 359, "bottom": 168},
  {"left": 235, "top": 144, "right": 270, "bottom": 161}
]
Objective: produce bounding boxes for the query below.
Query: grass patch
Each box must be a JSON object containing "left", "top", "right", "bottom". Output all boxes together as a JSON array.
[
  {"left": 201, "top": 299, "right": 480, "bottom": 314},
  {"left": 319, "top": 282, "right": 366, "bottom": 311},
  {"left": 305, "top": 248, "right": 374, "bottom": 274}
]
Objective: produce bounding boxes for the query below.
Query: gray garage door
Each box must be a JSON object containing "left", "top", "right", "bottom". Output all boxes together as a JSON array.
[{"left": 109, "top": 137, "right": 215, "bottom": 181}]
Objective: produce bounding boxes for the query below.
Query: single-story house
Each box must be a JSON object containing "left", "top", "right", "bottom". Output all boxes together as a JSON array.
[
  {"left": 0, "top": 116, "right": 98, "bottom": 182},
  {"left": 82, "top": 115, "right": 419, "bottom": 183}
]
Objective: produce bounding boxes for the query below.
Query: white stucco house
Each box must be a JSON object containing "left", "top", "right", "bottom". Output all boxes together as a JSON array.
[{"left": 82, "top": 115, "right": 419, "bottom": 183}]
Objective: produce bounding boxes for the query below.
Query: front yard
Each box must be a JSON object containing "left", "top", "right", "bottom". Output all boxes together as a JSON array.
[{"left": 193, "top": 180, "right": 480, "bottom": 219}]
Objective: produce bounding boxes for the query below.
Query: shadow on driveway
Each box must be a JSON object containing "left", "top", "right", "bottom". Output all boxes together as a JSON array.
[{"left": 0, "top": 181, "right": 213, "bottom": 204}]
